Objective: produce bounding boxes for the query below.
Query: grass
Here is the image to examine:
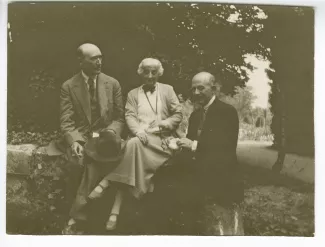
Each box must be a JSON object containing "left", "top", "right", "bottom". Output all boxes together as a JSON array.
[
  {"left": 242, "top": 165, "right": 314, "bottom": 236},
  {"left": 7, "top": 162, "right": 314, "bottom": 236}
]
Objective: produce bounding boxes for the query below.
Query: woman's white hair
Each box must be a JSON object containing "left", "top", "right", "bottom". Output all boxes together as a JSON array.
[{"left": 137, "top": 58, "right": 164, "bottom": 76}]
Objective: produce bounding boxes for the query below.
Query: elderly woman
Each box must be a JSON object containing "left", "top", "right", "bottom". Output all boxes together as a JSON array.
[{"left": 88, "top": 58, "right": 183, "bottom": 230}]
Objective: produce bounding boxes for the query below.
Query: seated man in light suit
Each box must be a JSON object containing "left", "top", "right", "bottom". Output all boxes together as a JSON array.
[{"left": 52, "top": 43, "right": 124, "bottom": 233}]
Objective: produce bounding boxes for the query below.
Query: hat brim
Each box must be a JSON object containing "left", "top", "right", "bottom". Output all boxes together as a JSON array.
[{"left": 84, "top": 138, "right": 126, "bottom": 163}]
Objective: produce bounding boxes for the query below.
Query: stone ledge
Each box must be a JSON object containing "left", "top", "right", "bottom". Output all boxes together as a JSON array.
[
  {"left": 7, "top": 144, "right": 66, "bottom": 178},
  {"left": 7, "top": 144, "right": 37, "bottom": 175},
  {"left": 7, "top": 142, "right": 314, "bottom": 190},
  {"left": 7, "top": 144, "right": 67, "bottom": 231}
]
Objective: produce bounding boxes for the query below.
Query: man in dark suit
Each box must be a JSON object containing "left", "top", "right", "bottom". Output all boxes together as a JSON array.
[
  {"left": 58, "top": 43, "right": 124, "bottom": 234},
  {"left": 177, "top": 72, "right": 244, "bottom": 235}
]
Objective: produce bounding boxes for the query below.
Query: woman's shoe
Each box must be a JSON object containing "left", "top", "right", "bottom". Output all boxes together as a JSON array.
[
  {"left": 88, "top": 181, "right": 110, "bottom": 200},
  {"left": 106, "top": 214, "right": 118, "bottom": 231}
]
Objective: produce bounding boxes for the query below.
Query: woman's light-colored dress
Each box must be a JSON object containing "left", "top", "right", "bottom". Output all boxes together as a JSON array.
[{"left": 94, "top": 82, "right": 183, "bottom": 198}]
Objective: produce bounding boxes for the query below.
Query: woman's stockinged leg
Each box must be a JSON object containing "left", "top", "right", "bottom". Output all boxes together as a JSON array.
[
  {"left": 111, "top": 190, "right": 124, "bottom": 215},
  {"left": 106, "top": 190, "right": 124, "bottom": 231}
]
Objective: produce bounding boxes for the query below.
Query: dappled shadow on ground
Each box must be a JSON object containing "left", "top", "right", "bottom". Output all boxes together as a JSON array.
[
  {"left": 265, "top": 145, "right": 314, "bottom": 159},
  {"left": 7, "top": 163, "right": 314, "bottom": 236},
  {"left": 242, "top": 165, "right": 314, "bottom": 236},
  {"left": 242, "top": 165, "right": 314, "bottom": 194}
]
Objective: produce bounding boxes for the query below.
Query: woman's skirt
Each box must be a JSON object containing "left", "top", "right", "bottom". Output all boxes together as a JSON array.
[{"left": 98, "top": 133, "right": 173, "bottom": 199}]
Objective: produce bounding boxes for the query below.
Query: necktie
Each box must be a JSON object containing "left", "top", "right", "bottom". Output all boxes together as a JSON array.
[
  {"left": 88, "top": 77, "right": 95, "bottom": 100},
  {"left": 197, "top": 108, "right": 207, "bottom": 138}
]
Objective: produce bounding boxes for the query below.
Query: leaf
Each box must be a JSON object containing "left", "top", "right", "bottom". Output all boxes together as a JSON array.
[
  {"left": 291, "top": 216, "right": 298, "bottom": 221},
  {"left": 54, "top": 189, "right": 62, "bottom": 194}
]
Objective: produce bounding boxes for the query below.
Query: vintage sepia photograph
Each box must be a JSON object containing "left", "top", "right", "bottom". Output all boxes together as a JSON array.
[{"left": 5, "top": 1, "right": 314, "bottom": 237}]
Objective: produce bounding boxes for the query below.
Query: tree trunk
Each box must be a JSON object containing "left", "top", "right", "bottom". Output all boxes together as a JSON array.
[
  {"left": 264, "top": 109, "right": 267, "bottom": 135},
  {"left": 272, "top": 82, "right": 286, "bottom": 173}
]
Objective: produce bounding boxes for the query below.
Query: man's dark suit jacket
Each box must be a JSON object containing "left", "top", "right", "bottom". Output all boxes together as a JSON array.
[{"left": 187, "top": 98, "right": 243, "bottom": 207}]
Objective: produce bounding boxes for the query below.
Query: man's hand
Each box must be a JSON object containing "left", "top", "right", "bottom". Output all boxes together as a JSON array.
[
  {"left": 71, "top": 141, "right": 84, "bottom": 159},
  {"left": 177, "top": 138, "right": 193, "bottom": 150},
  {"left": 136, "top": 132, "right": 148, "bottom": 145}
]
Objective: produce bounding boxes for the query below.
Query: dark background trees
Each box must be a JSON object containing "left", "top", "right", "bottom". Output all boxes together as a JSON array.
[
  {"left": 7, "top": 2, "right": 266, "bottom": 132},
  {"left": 7, "top": 2, "right": 314, "bottom": 156},
  {"left": 263, "top": 7, "right": 314, "bottom": 156}
]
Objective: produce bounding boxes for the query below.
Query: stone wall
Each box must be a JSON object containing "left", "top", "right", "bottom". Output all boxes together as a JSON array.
[{"left": 7, "top": 144, "right": 67, "bottom": 234}]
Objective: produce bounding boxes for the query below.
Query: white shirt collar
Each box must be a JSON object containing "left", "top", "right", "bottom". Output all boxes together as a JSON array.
[
  {"left": 81, "top": 71, "right": 97, "bottom": 85},
  {"left": 204, "top": 95, "right": 216, "bottom": 111}
]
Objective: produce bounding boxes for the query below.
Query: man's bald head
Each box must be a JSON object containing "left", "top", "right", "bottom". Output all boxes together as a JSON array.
[
  {"left": 77, "top": 43, "right": 101, "bottom": 59},
  {"left": 77, "top": 43, "right": 102, "bottom": 76},
  {"left": 192, "top": 72, "right": 216, "bottom": 87},
  {"left": 191, "top": 71, "right": 219, "bottom": 107}
]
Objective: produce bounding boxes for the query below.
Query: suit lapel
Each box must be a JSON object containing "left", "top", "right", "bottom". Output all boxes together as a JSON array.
[
  {"left": 158, "top": 83, "right": 168, "bottom": 114},
  {"left": 196, "top": 99, "right": 218, "bottom": 139},
  {"left": 189, "top": 110, "right": 201, "bottom": 139},
  {"left": 97, "top": 73, "right": 109, "bottom": 119},
  {"left": 202, "top": 99, "right": 218, "bottom": 128},
  {"left": 71, "top": 73, "right": 91, "bottom": 124},
  {"left": 204, "top": 99, "right": 218, "bottom": 121}
]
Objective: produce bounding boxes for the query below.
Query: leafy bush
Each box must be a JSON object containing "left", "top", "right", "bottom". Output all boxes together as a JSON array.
[
  {"left": 7, "top": 131, "right": 60, "bottom": 146},
  {"left": 8, "top": 2, "right": 270, "bottom": 132},
  {"left": 239, "top": 123, "right": 274, "bottom": 142},
  {"left": 8, "top": 69, "right": 60, "bottom": 133}
]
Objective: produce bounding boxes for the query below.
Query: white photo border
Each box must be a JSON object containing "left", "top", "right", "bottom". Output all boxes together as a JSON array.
[{"left": 1, "top": 0, "right": 324, "bottom": 246}]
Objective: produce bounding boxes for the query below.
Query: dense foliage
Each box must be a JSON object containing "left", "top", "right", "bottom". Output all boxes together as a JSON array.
[
  {"left": 7, "top": 3, "right": 314, "bottom": 156},
  {"left": 263, "top": 7, "right": 314, "bottom": 156},
  {"left": 8, "top": 2, "right": 267, "bottom": 132}
]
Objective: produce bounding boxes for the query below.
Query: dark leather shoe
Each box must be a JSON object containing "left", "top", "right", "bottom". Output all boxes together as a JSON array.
[{"left": 62, "top": 221, "right": 85, "bottom": 235}]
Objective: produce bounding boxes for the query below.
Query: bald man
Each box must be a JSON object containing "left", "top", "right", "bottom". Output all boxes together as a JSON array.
[
  {"left": 60, "top": 43, "right": 124, "bottom": 154},
  {"left": 58, "top": 43, "right": 124, "bottom": 234},
  {"left": 177, "top": 72, "right": 244, "bottom": 235}
]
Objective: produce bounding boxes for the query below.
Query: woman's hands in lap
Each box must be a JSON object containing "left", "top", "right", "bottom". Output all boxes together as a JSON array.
[
  {"left": 148, "top": 120, "right": 170, "bottom": 131},
  {"left": 136, "top": 132, "right": 148, "bottom": 145}
]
